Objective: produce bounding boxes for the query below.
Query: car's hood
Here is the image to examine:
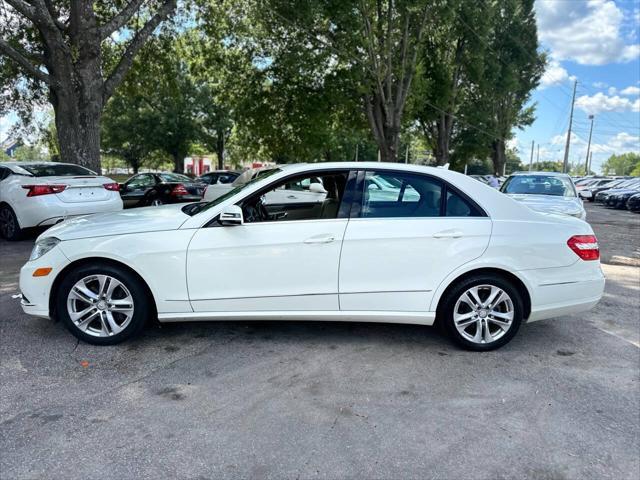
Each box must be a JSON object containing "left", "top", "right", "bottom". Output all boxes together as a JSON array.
[
  {"left": 505, "top": 194, "right": 583, "bottom": 215},
  {"left": 40, "top": 204, "right": 191, "bottom": 241}
]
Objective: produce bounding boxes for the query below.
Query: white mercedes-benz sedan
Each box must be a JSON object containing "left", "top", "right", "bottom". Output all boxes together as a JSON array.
[{"left": 18, "top": 162, "right": 605, "bottom": 350}]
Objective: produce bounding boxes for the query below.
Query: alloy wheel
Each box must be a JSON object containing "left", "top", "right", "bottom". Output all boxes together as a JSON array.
[
  {"left": 453, "top": 284, "right": 514, "bottom": 345},
  {"left": 66, "top": 274, "right": 135, "bottom": 337}
]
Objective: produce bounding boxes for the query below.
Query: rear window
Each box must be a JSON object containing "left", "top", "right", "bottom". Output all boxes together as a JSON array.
[
  {"left": 18, "top": 163, "right": 97, "bottom": 177},
  {"left": 158, "top": 173, "right": 192, "bottom": 183},
  {"left": 501, "top": 175, "right": 576, "bottom": 197}
]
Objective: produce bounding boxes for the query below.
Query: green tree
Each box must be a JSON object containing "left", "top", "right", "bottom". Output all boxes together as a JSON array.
[
  {"left": 0, "top": 0, "right": 177, "bottom": 172},
  {"left": 467, "top": 0, "right": 545, "bottom": 175},
  {"left": 12, "top": 144, "right": 48, "bottom": 161},
  {"left": 414, "top": 0, "right": 489, "bottom": 166},
  {"left": 602, "top": 153, "right": 640, "bottom": 176}
]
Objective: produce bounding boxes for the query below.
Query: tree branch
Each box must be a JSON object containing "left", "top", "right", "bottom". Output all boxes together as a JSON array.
[
  {"left": 0, "top": 38, "right": 54, "bottom": 86},
  {"left": 102, "top": 0, "right": 176, "bottom": 104},
  {"left": 99, "top": 0, "right": 148, "bottom": 39},
  {"left": 4, "top": 0, "right": 38, "bottom": 23},
  {"left": 43, "top": 0, "right": 66, "bottom": 31}
]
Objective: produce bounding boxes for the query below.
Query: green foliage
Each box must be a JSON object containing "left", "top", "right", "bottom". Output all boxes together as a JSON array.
[
  {"left": 12, "top": 144, "right": 48, "bottom": 161},
  {"left": 602, "top": 153, "right": 640, "bottom": 176}
]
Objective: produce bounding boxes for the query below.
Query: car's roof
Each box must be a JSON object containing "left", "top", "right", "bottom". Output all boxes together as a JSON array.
[
  {"left": 509, "top": 171, "right": 571, "bottom": 177},
  {"left": 0, "top": 161, "right": 91, "bottom": 173}
]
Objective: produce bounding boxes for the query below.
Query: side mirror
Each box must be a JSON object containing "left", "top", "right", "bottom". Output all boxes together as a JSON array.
[
  {"left": 219, "top": 205, "right": 244, "bottom": 226},
  {"left": 309, "top": 182, "right": 327, "bottom": 194}
]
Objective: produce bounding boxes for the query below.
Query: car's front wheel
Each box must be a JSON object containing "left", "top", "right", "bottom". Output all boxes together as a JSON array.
[
  {"left": 440, "top": 275, "right": 524, "bottom": 351},
  {"left": 0, "top": 204, "right": 23, "bottom": 241},
  {"left": 56, "top": 263, "right": 150, "bottom": 345}
]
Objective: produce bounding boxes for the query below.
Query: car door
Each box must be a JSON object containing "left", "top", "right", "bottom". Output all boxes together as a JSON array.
[
  {"left": 186, "top": 169, "right": 355, "bottom": 313},
  {"left": 338, "top": 170, "right": 492, "bottom": 312},
  {"left": 120, "top": 174, "right": 156, "bottom": 207}
]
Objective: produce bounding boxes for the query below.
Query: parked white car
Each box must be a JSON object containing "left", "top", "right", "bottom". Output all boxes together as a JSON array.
[
  {"left": 0, "top": 162, "right": 123, "bottom": 240},
  {"left": 500, "top": 172, "right": 586, "bottom": 220},
  {"left": 19, "top": 162, "right": 604, "bottom": 350}
]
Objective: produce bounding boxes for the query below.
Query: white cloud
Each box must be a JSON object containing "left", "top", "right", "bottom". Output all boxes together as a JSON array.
[
  {"left": 539, "top": 59, "right": 575, "bottom": 89},
  {"left": 592, "top": 81, "right": 608, "bottom": 89},
  {"left": 604, "top": 132, "right": 640, "bottom": 152},
  {"left": 575, "top": 92, "right": 640, "bottom": 114},
  {"left": 608, "top": 86, "right": 617, "bottom": 95},
  {"left": 536, "top": 0, "right": 640, "bottom": 65},
  {"left": 620, "top": 85, "right": 640, "bottom": 96}
]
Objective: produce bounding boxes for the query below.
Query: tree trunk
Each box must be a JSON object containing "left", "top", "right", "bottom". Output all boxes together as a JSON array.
[
  {"left": 215, "top": 130, "right": 225, "bottom": 170},
  {"left": 172, "top": 152, "right": 185, "bottom": 173},
  {"left": 491, "top": 139, "right": 506, "bottom": 175},
  {"left": 434, "top": 114, "right": 451, "bottom": 166}
]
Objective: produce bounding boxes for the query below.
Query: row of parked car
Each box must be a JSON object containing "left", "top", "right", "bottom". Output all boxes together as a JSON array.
[{"left": 574, "top": 176, "right": 640, "bottom": 212}]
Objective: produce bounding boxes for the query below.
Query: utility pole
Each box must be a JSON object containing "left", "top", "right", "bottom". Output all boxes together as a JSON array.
[
  {"left": 563, "top": 80, "right": 578, "bottom": 174},
  {"left": 588, "top": 151, "right": 593, "bottom": 174},
  {"left": 536, "top": 144, "right": 540, "bottom": 168},
  {"left": 584, "top": 114, "right": 594, "bottom": 175},
  {"left": 355, "top": 143, "right": 359, "bottom": 162},
  {"left": 405, "top": 144, "right": 409, "bottom": 163},
  {"left": 529, "top": 140, "right": 535, "bottom": 171}
]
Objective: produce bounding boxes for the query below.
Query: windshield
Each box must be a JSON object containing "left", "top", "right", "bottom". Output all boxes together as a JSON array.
[
  {"left": 501, "top": 175, "right": 576, "bottom": 197},
  {"left": 17, "top": 163, "right": 97, "bottom": 177},
  {"left": 185, "top": 168, "right": 281, "bottom": 216},
  {"left": 158, "top": 173, "right": 192, "bottom": 183}
]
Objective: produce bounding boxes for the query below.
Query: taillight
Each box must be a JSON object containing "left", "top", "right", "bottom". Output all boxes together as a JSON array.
[
  {"left": 567, "top": 235, "right": 599, "bottom": 261},
  {"left": 171, "top": 184, "right": 189, "bottom": 196},
  {"left": 22, "top": 185, "right": 67, "bottom": 197},
  {"left": 103, "top": 182, "right": 120, "bottom": 191}
]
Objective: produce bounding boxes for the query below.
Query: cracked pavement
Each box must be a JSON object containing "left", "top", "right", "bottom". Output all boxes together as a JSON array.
[{"left": 1, "top": 203, "right": 638, "bottom": 479}]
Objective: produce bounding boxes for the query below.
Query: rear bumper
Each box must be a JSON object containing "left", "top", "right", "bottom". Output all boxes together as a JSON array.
[
  {"left": 519, "top": 261, "right": 605, "bottom": 323},
  {"left": 17, "top": 196, "right": 123, "bottom": 228}
]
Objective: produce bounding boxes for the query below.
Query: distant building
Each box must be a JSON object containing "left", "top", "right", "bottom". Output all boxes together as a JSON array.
[
  {"left": 184, "top": 156, "right": 213, "bottom": 176},
  {"left": 1, "top": 139, "right": 22, "bottom": 157}
]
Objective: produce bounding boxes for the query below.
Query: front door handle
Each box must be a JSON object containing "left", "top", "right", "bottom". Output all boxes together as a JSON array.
[
  {"left": 433, "top": 229, "right": 463, "bottom": 239},
  {"left": 287, "top": 195, "right": 297, "bottom": 199},
  {"left": 304, "top": 234, "right": 335, "bottom": 244}
]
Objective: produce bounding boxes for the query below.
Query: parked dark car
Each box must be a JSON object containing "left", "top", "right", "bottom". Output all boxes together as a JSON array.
[
  {"left": 594, "top": 179, "right": 640, "bottom": 204},
  {"left": 604, "top": 184, "right": 640, "bottom": 209},
  {"left": 120, "top": 172, "right": 204, "bottom": 208},
  {"left": 627, "top": 193, "right": 640, "bottom": 213},
  {"left": 195, "top": 170, "right": 240, "bottom": 185},
  {"left": 586, "top": 179, "right": 627, "bottom": 202}
]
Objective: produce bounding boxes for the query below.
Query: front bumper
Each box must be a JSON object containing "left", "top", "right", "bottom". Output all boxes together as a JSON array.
[{"left": 19, "top": 245, "right": 71, "bottom": 319}]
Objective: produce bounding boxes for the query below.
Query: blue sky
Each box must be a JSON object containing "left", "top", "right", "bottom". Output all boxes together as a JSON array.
[
  {"left": 513, "top": 0, "right": 640, "bottom": 173},
  {"left": 2, "top": 0, "right": 639, "bottom": 173}
]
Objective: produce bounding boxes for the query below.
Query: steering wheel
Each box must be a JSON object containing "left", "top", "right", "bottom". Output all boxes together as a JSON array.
[{"left": 243, "top": 195, "right": 269, "bottom": 223}]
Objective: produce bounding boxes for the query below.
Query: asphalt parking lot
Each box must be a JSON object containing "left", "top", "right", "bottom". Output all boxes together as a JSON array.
[{"left": 1, "top": 203, "right": 638, "bottom": 480}]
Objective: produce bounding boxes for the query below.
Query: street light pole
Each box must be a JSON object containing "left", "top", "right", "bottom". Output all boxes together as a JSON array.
[
  {"left": 563, "top": 80, "right": 578, "bottom": 174},
  {"left": 529, "top": 140, "right": 535, "bottom": 171},
  {"left": 584, "top": 114, "right": 594, "bottom": 175}
]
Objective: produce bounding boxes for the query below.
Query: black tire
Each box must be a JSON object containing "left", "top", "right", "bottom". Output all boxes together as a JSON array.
[
  {"left": 56, "top": 263, "right": 150, "bottom": 345},
  {"left": 147, "top": 195, "right": 164, "bottom": 207},
  {"left": 0, "top": 204, "right": 23, "bottom": 241},
  {"left": 439, "top": 274, "right": 524, "bottom": 351}
]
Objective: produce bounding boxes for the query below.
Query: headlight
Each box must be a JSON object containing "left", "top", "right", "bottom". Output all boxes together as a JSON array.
[{"left": 29, "top": 237, "right": 61, "bottom": 261}]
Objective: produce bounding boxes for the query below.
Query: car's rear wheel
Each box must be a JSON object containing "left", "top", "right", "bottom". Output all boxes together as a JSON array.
[
  {"left": 149, "top": 198, "right": 164, "bottom": 206},
  {"left": 0, "top": 204, "right": 23, "bottom": 241},
  {"left": 440, "top": 275, "right": 523, "bottom": 351},
  {"left": 56, "top": 263, "right": 150, "bottom": 345}
]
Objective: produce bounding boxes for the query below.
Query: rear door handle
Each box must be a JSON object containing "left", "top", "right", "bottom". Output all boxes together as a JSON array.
[
  {"left": 433, "top": 230, "right": 463, "bottom": 239},
  {"left": 287, "top": 195, "right": 297, "bottom": 199},
  {"left": 304, "top": 234, "right": 335, "bottom": 244}
]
